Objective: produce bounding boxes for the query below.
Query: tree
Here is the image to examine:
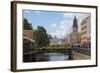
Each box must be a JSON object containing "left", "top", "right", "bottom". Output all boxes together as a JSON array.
[
  {"left": 48, "top": 34, "right": 52, "bottom": 39},
  {"left": 35, "top": 26, "right": 50, "bottom": 48},
  {"left": 23, "top": 18, "right": 33, "bottom": 30}
]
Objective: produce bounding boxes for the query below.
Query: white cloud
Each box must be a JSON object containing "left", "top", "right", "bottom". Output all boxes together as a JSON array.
[
  {"left": 50, "top": 20, "right": 72, "bottom": 38},
  {"left": 34, "top": 11, "right": 41, "bottom": 13},
  {"left": 60, "top": 21, "right": 67, "bottom": 30},
  {"left": 51, "top": 24, "right": 57, "bottom": 28},
  {"left": 49, "top": 13, "right": 91, "bottom": 39},
  {"left": 64, "top": 13, "right": 74, "bottom": 18},
  {"left": 63, "top": 12, "right": 91, "bottom": 22},
  {"left": 24, "top": 10, "right": 30, "bottom": 13},
  {"left": 50, "top": 30, "right": 62, "bottom": 39},
  {"left": 24, "top": 10, "right": 41, "bottom": 14}
]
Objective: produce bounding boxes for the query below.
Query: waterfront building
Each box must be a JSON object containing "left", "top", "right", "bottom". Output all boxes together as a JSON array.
[
  {"left": 23, "top": 30, "right": 36, "bottom": 62},
  {"left": 80, "top": 16, "right": 91, "bottom": 48}
]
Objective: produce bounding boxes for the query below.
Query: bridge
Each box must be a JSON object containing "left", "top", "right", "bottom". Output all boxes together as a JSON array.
[
  {"left": 34, "top": 47, "right": 73, "bottom": 58},
  {"left": 23, "top": 47, "right": 74, "bottom": 62},
  {"left": 35, "top": 46, "right": 72, "bottom": 52},
  {"left": 23, "top": 47, "right": 90, "bottom": 62}
]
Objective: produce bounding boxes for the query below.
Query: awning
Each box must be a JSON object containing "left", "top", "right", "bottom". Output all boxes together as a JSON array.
[{"left": 23, "top": 36, "right": 35, "bottom": 43}]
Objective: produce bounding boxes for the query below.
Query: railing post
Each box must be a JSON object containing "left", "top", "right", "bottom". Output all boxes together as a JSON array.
[{"left": 68, "top": 48, "right": 73, "bottom": 60}]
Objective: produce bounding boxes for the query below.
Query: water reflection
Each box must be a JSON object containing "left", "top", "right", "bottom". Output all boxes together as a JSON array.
[
  {"left": 23, "top": 52, "right": 69, "bottom": 62},
  {"left": 35, "top": 52, "right": 69, "bottom": 62},
  {"left": 45, "top": 53, "right": 69, "bottom": 61}
]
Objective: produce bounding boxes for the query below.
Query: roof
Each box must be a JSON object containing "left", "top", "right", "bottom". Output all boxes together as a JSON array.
[
  {"left": 23, "top": 30, "right": 33, "bottom": 40},
  {"left": 23, "top": 36, "right": 35, "bottom": 43}
]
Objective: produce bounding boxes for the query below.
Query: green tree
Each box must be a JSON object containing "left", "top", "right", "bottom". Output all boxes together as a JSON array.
[
  {"left": 48, "top": 34, "right": 52, "bottom": 39},
  {"left": 35, "top": 26, "right": 50, "bottom": 48},
  {"left": 23, "top": 18, "right": 33, "bottom": 30}
]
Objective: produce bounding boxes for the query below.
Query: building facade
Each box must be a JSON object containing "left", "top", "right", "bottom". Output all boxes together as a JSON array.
[
  {"left": 65, "top": 33, "right": 73, "bottom": 46},
  {"left": 64, "top": 16, "right": 79, "bottom": 47},
  {"left": 50, "top": 36, "right": 59, "bottom": 45},
  {"left": 81, "top": 16, "right": 91, "bottom": 48},
  {"left": 23, "top": 30, "right": 36, "bottom": 62}
]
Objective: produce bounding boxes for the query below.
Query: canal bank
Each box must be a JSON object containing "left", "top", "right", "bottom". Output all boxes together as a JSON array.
[{"left": 73, "top": 52, "right": 91, "bottom": 60}]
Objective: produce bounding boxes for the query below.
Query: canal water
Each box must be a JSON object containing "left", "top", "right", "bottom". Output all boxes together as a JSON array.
[
  {"left": 23, "top": 52, "right": 69, "bottom": 62},
  {"left": 35, "top": 52, "right": 69, "bottom": 62},
  {"left": 44, "top": 53, "right": 69, "bottom": 61}
]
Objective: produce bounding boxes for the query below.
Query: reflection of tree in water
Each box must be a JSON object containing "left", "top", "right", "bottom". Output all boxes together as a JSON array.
[{"left": 35, "top": 53, "right": 49, "bottom": 62}]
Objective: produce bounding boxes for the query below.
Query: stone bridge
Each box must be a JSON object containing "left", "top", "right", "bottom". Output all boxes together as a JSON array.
[
  {"left": 35, "top": 47, "right": 73, "bottom": 55},
  {"left": 23, "top": 47, "right": 74, "bottom": 62}
]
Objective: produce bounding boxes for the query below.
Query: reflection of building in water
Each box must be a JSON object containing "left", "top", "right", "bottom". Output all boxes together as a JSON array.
[{"left": 80, "top": 16, "right": 91, "bottom": 47}]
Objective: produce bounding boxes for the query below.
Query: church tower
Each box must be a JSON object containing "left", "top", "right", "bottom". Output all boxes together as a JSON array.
[{"left": 72, "top": 16, "right": 79, "bottom": 46}]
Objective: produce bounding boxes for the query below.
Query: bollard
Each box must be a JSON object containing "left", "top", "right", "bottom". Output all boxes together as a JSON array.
[{"left": 68, "top": 49, "right": 73, "bottom": 60}]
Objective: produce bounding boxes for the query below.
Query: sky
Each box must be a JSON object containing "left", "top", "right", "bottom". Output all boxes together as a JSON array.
[{"left": 23, "top": 10, "right": 91, "bottom": 39}]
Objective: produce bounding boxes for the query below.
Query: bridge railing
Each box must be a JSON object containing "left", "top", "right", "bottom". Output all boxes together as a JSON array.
[{"left": 34, "top": 46, "right": 72, "bottom": 51}]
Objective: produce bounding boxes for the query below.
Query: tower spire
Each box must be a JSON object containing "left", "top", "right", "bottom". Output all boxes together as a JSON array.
[{"left": 73, "top": 16, "right": 78, "bottom": 28}]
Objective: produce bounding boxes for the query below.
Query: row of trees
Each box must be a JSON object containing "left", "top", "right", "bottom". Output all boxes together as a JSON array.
[{"left": 23, "top": 18, "right": 52, "bottom": 48}]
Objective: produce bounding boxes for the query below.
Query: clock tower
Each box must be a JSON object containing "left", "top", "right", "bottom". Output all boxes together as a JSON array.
[{"left": 72, "top": 16, "right": 79, "bottom": 46}]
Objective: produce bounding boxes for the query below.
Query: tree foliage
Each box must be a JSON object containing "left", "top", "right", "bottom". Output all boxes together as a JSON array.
[
  {"left": 34, "top": 26, "right": 51, "bottom": 48},
  {"left": 23, "top": 18, "right": 52, "bottom": 48},
  {"left": 24, "top": 18, "right": 33, "bottom": 30}
]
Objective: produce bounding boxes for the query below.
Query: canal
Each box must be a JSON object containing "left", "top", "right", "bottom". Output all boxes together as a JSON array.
[
  {"left": 36, "top": 52, "right": 68, "bottom": 61},
  {"left": 23, "top": 52, "right": 69, "bottom": 62}
]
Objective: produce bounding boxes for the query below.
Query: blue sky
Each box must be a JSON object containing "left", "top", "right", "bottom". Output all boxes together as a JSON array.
[{"left": 23, "top": 10, "right": 90, "bottom": 39}]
